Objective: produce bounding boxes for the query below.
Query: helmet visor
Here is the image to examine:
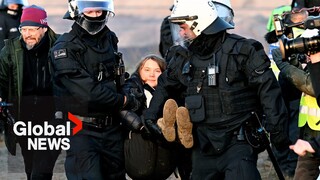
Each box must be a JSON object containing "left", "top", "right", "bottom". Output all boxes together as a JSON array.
[
  {"left": 170, "top": 23, "right": 195, "bottom": 48},
  {"left": 214, "top": 3, "right": 234, "bottom": 26},
  {"left": 76, "top": 0, "right": 114, "bottom": 15},
  {"left": 168, "top": 15, "right": 198, "bottom": 24},
  {"left": 202, "top": 16, "right": 234, "bottom": 35}
]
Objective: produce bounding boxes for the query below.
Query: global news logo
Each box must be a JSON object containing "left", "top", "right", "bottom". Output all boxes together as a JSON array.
[{"left": 13, "top": 112, "right": 83, "bottom": 151}]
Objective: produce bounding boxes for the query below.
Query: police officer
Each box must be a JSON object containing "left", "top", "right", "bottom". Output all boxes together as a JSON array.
[
  {"left": 144, "top": 0, "right": 290, "bottom": 179},
  {"left": 0, "top": 0, "right": 28, "bottom": 49},
  {"left": 49, "top": 0, "right": 139, "bottom": 179},
  {"left": 159, "top": 0, "right": 235, "bottom": 62}
]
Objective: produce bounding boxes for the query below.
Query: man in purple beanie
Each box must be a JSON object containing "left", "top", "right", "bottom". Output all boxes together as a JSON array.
[{"left": 0, "top": 4, "right": 60, "bottom": 180}]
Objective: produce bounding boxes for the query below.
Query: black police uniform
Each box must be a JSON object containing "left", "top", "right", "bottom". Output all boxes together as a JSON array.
[
  {"left": 144, "top": 31, "right": 289, "bottom": 179},
  {"left": 50, "top": 23, "right": 126, "bottom": 180},
  {"left": 0, "top": 6, "right": 22, "bottom": 135},
  {"left": 0, "top": 6, "right": 22, "bottom": 49}
]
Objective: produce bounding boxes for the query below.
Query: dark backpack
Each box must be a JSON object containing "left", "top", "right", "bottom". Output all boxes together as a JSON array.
[{"left": 124, "top": 132, "right": 177, "bottom": 180}]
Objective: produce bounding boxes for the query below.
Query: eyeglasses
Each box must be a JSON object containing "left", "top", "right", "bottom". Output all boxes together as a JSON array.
[{"left": 19, "top": 27, "right": 41, "bottom": 34}]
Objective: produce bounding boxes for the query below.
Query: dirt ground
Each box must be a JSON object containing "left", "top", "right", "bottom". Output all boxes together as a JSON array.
[{"left": 0, "top": 0, "right": 305, "bottom": 179}]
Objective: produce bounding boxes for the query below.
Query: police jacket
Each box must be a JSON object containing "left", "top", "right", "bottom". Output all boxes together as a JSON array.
[
  {"left": 145, "top": 31, "right": 288, "bottom": 135},
  {"left": 50, "top": 23, "right": 124, "bottom": 118},
  {"left": 0, "top": 27, "right": 59, "bottom": 117}
]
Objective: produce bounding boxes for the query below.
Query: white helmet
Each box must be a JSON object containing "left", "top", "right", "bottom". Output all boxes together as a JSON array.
[
  {"left": 212, "top": 0, "right": 235, "bottom": 26},
  {"left": 213, "top": 0, "right": 232, "bottom": 10},
  {"left": 169, "top": 0, "right": 233, "bottom": 37}
]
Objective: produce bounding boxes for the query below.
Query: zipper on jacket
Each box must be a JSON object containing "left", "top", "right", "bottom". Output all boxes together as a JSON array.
[
  {"left": 36, "top": 54, "right": 39, "bottom": 89},
  {"left": 42, "top": 66, "right": 46, "bottom": 88}
]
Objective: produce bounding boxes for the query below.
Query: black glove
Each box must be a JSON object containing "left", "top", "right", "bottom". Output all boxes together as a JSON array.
[
  {"left": 272, "top": 48, "right": 290, "bottom": 71},
  {"left": 119, "top": 110, "right": 143, "bottom": 132},
  {"left": 143, "top": 119, "right": 162, "bottom": 138},
  {"left": 123, "top": 92, "right": 141, "bottom": 112},
  {"left": 270, "top": 131, "right": 292, "bottom": 151},
  {"left": 128, "top": 87, "right": 144, "bottom": 99}
]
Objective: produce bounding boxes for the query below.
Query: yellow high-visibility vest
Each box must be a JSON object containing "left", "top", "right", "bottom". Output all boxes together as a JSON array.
[{"left": 298, "top": 93, "right": 320, "bottom": 131}]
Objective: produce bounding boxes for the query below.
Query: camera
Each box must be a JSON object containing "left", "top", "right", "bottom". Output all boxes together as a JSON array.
[
  {"left": 279, "top": 33, "right": 320, "bottom": 60},
  {"left": 273, "top": 10, "right": 320, "bottom": 61},
  {"left": 273, "top": 10, "right": 309, "bottom": 37}
]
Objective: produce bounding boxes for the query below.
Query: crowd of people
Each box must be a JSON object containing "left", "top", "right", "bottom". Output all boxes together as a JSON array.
[{"left": 0, "top": 0, "right": 319, "bottom": 180}]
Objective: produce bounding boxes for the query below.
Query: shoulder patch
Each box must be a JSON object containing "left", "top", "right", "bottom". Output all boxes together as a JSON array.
[{"left": 53, "top": 49, "right": 67, "bottom": 59}]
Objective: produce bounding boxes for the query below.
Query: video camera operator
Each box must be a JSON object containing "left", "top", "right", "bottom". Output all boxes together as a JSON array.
[
  {"left": 288, "top": 52, "right": 320, "bottom": 177},
  {"left": 272, "top": 8, "right": 320, "bottom": 178},
  {"left": 265, "top": 4, "right": 306, "bottom": 178}
]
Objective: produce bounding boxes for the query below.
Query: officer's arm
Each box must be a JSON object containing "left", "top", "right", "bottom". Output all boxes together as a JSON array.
[
  {"left": 51, "top": 45, "right": 124, "bottom": 111},
  {"left": 246, "top": 41, "right": 291, "bottom": 150},
  {"left": 59, "top": 72, "right": 124, "bottom": 110},
  {"left": 245, "top": 41, "right": 288, "bottom": 133}
]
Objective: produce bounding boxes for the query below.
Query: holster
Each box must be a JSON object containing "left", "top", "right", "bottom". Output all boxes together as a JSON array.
[{"left": 243, "top": 113, "right": 267, "bottom": 153}]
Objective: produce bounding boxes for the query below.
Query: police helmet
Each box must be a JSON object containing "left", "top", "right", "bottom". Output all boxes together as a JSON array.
[
  {"left": 169, "top": 0, "right": 233, "bottom": 37},
  {"left": 64, "top": 0, "right": 114, "bottom": 19},
  {"left": 213, "top": 0, "right": 232, "bottom": 10},
  {"left": 66, "top": 0, "right": 114, "bottom": 35},
  {"left": 5, "top": 0, "right": 28, "bottom": 6},
  {"left": 212, "top": 0, "right": 235, "bottom": 26}
]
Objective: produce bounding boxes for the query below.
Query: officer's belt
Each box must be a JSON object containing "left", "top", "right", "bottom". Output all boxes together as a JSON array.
[{"left": 74, "top": 115, "right": 113, "bottom": 128}]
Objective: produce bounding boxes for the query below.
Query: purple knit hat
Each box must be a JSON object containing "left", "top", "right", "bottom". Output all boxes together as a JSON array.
[{"left": 20, "top": 5, "right": 48, "bottom": 27}]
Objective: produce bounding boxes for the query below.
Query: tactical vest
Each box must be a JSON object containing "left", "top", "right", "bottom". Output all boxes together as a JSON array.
[
  {"left": 52, "top": 32, "right": 117, "bottom": 84},
  {"left": 184, "top": 34, "right": 259, "bottom": 124},
  {"left": 298, "top": 92, "right": 320, "bottom": 131}
]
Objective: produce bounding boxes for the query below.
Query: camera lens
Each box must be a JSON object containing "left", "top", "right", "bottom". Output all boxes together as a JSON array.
[{"left": 280, "top": 35, "right": 320, "bottom": 60}]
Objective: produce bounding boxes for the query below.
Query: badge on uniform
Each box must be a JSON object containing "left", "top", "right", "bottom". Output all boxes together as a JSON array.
[{"left": 54, "top": 49, "right": 67, "bottom": 59}]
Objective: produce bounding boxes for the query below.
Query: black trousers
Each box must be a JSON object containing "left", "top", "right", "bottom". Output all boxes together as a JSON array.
[
  {"left": 191, "top": 140, "right": 261, "bottom": 180},
  {"left": 17, "top": 100, "right": 61, "bottom": 180},
  {"left": 17, "top": 136, "right": 61, "bottom": 180},
  {"left": 65, "top": 125, "right": 126, "bottom": 180},
  {"left": 16, "top": 118, "right": 63, "bottom": 180}
]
